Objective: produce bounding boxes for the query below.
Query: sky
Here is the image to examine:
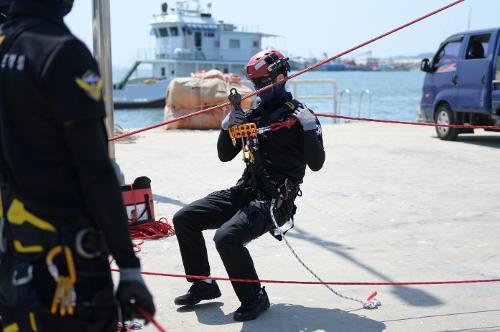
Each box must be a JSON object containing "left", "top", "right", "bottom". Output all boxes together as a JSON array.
[{"left": 65, "top": 0, "right": 499, "bottom": 68}]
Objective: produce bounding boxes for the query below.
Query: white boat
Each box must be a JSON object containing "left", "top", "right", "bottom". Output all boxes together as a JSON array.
[{"left": 113, "top": 0, "right": 276, "bottom": 109}]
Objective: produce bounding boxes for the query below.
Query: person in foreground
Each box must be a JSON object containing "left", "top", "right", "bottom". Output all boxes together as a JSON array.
[
  {"left": 173, "top": 49, "right": 325, "bottom": 321},
  {"left": 0, "top": 0, "right": 155, "bottom": 330}
]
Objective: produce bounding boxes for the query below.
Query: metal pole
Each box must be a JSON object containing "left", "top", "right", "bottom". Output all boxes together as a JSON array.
[{"left": 93, "top": 0, "right": 115, "bottom": 159}]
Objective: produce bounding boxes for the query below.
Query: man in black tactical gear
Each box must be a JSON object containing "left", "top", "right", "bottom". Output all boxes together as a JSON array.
[
  {"left": 0, "top": 0, "right": 155, "bottom": 331},
  {"left": 173, "top": 49, "right": 325, "bottom": 321}
]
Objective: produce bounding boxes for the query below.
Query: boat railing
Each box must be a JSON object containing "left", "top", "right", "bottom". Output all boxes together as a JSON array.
[{"left": 136, "top": 46, "right": 259, "bottom": 62}]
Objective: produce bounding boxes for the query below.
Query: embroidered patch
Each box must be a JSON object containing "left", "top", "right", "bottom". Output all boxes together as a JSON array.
[
  {"left": 75, "top": 70, "right": 103, "bottom": 101},
  {"left": 0, "top": 35, "right": 5, "bottom": 45},
  {"left": 284, "top": 101, "right": 296, "bottom": 111}
]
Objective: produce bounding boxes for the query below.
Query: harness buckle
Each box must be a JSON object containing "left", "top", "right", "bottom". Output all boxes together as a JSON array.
[
  {"left": 75, "top": 228, "right": 103, "bottom": 259},
  {"left": 12, "top": 264, "right": 33, "bottom": 287}
]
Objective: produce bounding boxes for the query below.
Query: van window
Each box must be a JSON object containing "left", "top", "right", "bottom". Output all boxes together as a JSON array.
[
  {"left": 496, "top": 47, "right": 500, "bottom": 80},
  {"left": 158, "top": 28, "right": 169, "bottom": 37},
  {"left": 170, "top": 26, "right": 179, "bottom": 37},
  {"left": 465, "top": 34, "right": 490, "bottom": 60},
  {"left": 434, "top": 41, "right": 462, "bottom": 71}
]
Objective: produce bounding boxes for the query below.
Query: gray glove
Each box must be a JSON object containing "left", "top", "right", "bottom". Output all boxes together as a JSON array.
[
  {"left": 293, "top": 106, "right": 317, "bottom": 131},
  {"left": 221, "top": 109, "right": 245, "bottom": 130}
]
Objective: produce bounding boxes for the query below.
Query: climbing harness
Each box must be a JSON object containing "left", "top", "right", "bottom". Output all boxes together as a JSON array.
[{"left": 269, "top": 198, "right": 381, "bottom": 309}]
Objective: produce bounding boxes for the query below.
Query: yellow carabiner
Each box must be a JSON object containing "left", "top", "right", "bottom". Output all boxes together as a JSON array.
[{"left": 46, "top": 246, "right": 77, "bottom": 316}]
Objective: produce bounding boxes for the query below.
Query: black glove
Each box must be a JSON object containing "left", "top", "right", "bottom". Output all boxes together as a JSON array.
[
  {"left": 116, "top": 268, "right": 155, "bottom": 322},
  {"left": 221, "top": 109, "right": 245, "bottom": 130}
]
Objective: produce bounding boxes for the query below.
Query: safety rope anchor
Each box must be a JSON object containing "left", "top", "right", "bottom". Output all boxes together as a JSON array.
[{"left": 362, "top": 291, "right": 382, "bottom": 309}]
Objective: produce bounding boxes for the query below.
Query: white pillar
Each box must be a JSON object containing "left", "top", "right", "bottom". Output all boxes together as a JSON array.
[{"left": 92, "top": 0, "right": 115, "bottom": 159}]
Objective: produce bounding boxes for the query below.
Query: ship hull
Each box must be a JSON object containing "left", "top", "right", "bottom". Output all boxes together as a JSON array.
[{"left": 113, "top": 79, "right": 170, "bottom": 109}]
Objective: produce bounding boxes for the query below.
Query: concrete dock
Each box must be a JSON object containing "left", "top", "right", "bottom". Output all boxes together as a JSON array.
[{"left": 115, "top": 123, "right": 500, "bottom": 332}]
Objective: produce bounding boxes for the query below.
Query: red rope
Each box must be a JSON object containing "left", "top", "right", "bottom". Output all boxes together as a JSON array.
[
  {"left": 317, "top": 114, "right": 500, "bottom": 130},
  {"left": 110, "top": 269, "right": 500, "bottom": 287},
  {"left": 129, "top": 218, "right": 175, "bottom": 240},
  {"left": 134, "top": 305, "right": 167, "bottom": 332},
  {"left": 109, "top": 0, "right": 465, "bottom": 142}
]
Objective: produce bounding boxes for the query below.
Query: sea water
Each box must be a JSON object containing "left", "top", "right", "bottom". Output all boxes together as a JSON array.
[{"left": 113, "top": 70, "right": 425, "bottom": 129}]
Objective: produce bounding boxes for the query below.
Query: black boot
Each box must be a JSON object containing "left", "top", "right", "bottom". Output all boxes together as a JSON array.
[
  {"left": 233, "top": 287, "right": 270, "bottom": 321},
  {"left": 174, "top": 280, "right": 221, "bottom": 306}
]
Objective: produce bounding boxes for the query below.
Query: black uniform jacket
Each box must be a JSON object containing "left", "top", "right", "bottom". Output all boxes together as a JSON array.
[
  {"left": 0, "top": 0, "right": 139, "bottom": 267},
  {"left": 217, "top": 91, "right": 325, "bottom": 187}
]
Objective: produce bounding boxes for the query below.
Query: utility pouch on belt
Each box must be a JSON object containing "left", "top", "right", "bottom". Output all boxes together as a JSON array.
[{"left": 121, "top": 176, "right": 155, "bottom": 225}]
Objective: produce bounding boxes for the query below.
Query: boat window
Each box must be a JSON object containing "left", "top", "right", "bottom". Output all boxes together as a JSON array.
[
  {"left": 214, "top": 40, "right": 220, "bottom": 48},
  {"left": 253, "top": 40, "right": 260, "bottom": 48},
  {"left": 161, "top": 67, "right": 166, "bottom": 77},
  {"left": 465, "top": 34, "right": 490, "bottom": 60},
  {"left": 182, "top": 27, "right": 192, "bottom": 35},
  {"left": 229, "top": 39, "right": 240, "bottom": 49},
  {"left": 204, "top": 32, "right": 215, "bottom": 38},
  {"left": 158, "top": 28, "right": 169, "bottom": 37},
  {"left": 434, "top": 40, "right": 462, "bottom": 71},
  {"left": 170, "top": 26, "right": 179, "bottom": 37}
]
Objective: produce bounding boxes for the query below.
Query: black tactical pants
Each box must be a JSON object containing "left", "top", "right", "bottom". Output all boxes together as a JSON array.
[{"left": 173, "top": 184, "right": 276, "bottom": 304}]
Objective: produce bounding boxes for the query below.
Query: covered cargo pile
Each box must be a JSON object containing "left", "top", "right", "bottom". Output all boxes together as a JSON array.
[{"left": 164, "top": 70, "right": 254, "bottom": 129}]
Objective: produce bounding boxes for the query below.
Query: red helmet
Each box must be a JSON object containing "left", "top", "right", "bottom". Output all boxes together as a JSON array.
[{"left": 245, "top": 49, "right": 290, "bottom": 82}]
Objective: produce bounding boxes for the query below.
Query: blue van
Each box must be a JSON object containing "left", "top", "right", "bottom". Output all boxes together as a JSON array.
[{"left": 420, "top": 28, "right": 500, "bottom": 140}]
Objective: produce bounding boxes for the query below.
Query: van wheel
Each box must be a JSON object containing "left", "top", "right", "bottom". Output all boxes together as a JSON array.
[{"left": 434, "top": 104, "right": 458, "bottom": 141}]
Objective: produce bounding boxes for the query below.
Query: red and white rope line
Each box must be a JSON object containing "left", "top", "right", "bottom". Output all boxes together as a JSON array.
[
  {"left": 317, "top": 114, "right": 500, "bottom": 130},
  {"left": 109, "top": 0, "right": 466, "bottom": 142},
  {"left": 111, "top": 268, "right": 500, "bottom": 287}
]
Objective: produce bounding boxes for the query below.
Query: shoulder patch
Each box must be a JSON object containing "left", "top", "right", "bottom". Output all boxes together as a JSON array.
[
  {"left": 75, "top": 70, "right": 103, "bottom": 102},
  {"left": 0, "top": 35, "right": 5, "bottom": 45}
]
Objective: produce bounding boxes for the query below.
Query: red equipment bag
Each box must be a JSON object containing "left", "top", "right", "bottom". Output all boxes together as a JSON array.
[{"left": 121, "top": 176, "right": 155, "bottom": 224}]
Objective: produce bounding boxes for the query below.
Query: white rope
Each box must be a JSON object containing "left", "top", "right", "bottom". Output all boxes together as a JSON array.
[{"left": 269, "top": 200, "right": 381, "bottom": 309}]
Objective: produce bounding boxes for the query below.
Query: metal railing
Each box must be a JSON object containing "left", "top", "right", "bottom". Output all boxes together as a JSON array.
[
  {"left": 338, "top": 89, "right": 352, "bottom": 122},
  {"left": 358, "top": 89, "right": 372, "bottom": 118},
  {"left": 286, "top": 79, "right": 337, "bottom": 117}
]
